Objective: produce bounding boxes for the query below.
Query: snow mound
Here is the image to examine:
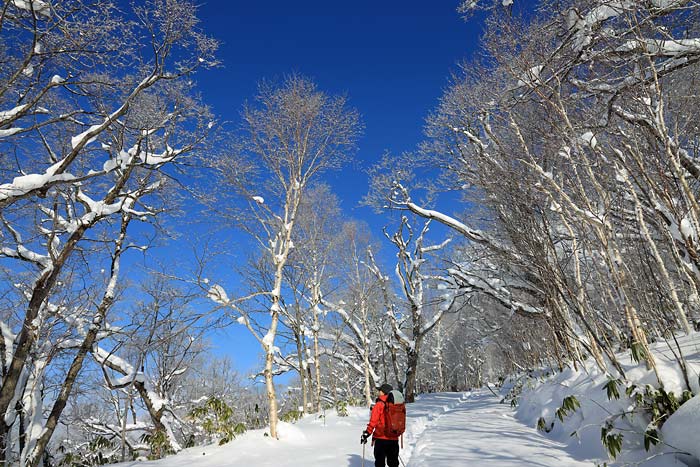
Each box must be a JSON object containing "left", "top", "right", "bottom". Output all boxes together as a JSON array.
[
  {"left": 662, "top": 395, "right": 700, "bottom": 463},
  {"left": 275, "top": 421, "right": 307, "bottom": 444}
]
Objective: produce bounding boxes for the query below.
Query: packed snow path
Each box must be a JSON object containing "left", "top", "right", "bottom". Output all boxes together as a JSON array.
[
  {"left": 407, "top": 392, "right": 591, "bottom": 466},
  {"left": 116, "top": 391, "right": 594, "bottom": 467}
]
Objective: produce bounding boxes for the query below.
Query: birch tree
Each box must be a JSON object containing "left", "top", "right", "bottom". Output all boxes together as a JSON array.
[
  {"left": 209, "top": 75, "right": 361, "bottom": 438},
  {"left": 284, "top": 184, "right": 345, "bottom": 412}
]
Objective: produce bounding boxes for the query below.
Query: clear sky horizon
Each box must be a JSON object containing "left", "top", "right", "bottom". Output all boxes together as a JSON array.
[{"left": 191, "top": 0, "right": 488, "bottom": 382}]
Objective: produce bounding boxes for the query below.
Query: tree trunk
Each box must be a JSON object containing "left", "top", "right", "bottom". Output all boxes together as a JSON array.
[
  {"left": 389, "top": 343, "right": 402, "bottom": 392},
  {"left": 362, "top": 343, "right": 373, "bottom": 407},
  {"left": 264, "top": 291, "right": 281, "bottom": 439},
  {"left": 121, "top": 393, "right": 130, "bottom": 462},
  {"left": 312, "top": 285, "right": 323, "bottom": 413},
  {"left": 404, "top": 345, "right": 420, "bottom": 403},
  {"left": 295, "top": 330, "right": 308, "bottom": 414},
  {"left": 436, "top": 321, "right": 445, "bottom": 392},
  {"left": 133, "top": 381, "right": 179, "bottom": 455},
  {"left": 361, "top": 300, "right": 373, "bottom": 407}
]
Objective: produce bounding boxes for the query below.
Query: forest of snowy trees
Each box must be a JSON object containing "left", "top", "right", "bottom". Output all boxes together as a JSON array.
[{"left": 1, "top": 0, "right": 699, "bottom": 465}]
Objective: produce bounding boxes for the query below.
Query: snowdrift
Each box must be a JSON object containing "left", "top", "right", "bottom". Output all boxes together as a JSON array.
[{"left": 515, "top": 332, "right": 700, "bottom": 466}]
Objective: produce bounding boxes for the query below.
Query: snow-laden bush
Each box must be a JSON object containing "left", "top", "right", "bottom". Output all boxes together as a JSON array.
[
  {"left": 279, "top": 410, "right": 304, "bottom": 423},
  {"left": 188, "top": 397, "right": 247, "bottom": 446},
  {"left": 56, "top": 436, "right": 124, "bottom": 466}
]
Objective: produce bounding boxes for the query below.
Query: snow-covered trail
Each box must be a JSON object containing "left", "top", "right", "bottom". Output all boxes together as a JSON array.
[
  {"left": 115, "top": 391, "right": 595, "bottom": 467},
  {"left": 408, "top": 392, "right": 592, "bottom": 466}
]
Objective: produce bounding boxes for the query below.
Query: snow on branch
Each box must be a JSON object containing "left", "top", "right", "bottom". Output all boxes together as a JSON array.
[
  {"left": 0, "top": 322, "right": 16, "bottom": 373},
  {"left": 391, "top": 321, "right": 415, "bottom": 351},
  {"left": 319, "top": 298, "right": 366, "bottom": 344},
  {"left": 0, "top": 104, "right": 31, "bottom": 126},
  {"left": 448, "top": 266, "right": 545, "bottom": 317},
  {"left": 387, "top": 184, "right": 503, "bottom": 252},
  {"left": 616, "top": 37, "right": 700, "bottom": 57},
  {"left": 8, "top": 0, "right": 50, "bottom": 16},
  {"left": 0, "top": 160, "right": 76, "bottom": 202},
  {"left": 68, "top": 74, "right": 159, "bottom": 157},
  {"left": 0, "top": 73, "right": 184, "bottom": 209},
  {"left": 207, "top": 284, "right": 230, "bottom": 305},
  {"left": 421, "top": 237, "right": 452, "bottom": 254},
  {"left": 80, "top": 419, "right": 151, "bottom": 440},
  {"left": 75, "top": 190, "right": 129, "bottom": 222},
  {"left": 404, "top": 200, "right": 492, "bottom": 245},
  {"left": 0, "top": 244, "right": 50, "bottom": 271},
  {"left": 317, "top": 347, "right": 378, "bottom": 382},
  {"left": 567, "top": 1, "right": 630, "bottom": 52},
  {"left": 317, "top": 329, "right": 366, "bottom": 358},
  {"left": 253, "top": 352, "right": 296, "bottom": 378},
  {"left": 0, "top": 221, "right": 51, "bottom": 270},
  {"left": 92, "top": 345, "right": 143, "bottom": 389}
]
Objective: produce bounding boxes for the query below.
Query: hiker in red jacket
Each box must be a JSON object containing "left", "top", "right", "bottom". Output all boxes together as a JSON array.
[{"left": 361, "top": 383, "right": 400, "bottom": 467}]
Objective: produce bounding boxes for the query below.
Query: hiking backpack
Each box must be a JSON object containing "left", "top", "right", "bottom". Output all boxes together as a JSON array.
[{"left": 384, "top": 389, "right": 406, "bottom": 438}]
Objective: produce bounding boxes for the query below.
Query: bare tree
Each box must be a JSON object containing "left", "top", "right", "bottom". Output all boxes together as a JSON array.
[
  {"left": 282, "top": 184, "right": 347, "bottom": 412},
  {"left": 0, "top": 0, "right": 217, "bottom": 464},
  {"left": 366, "top": 217, "right": 455, "bottom": 402},
  {"left": 368, "top": 0, "right": 700, "bottom": 393},
  {"left": 83, "top": 276, "right": 207, "bottom": 458},
  {"left": 208, "top": 75, "right": 361, "bottom": 438},
  {"left": 314, "top": 221, "right": 386, "bottom": 407}
]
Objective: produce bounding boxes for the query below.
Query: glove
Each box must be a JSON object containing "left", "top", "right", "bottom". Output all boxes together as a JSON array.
[{"left": 360, "top": 430, "right": 370, "bottom": 444}]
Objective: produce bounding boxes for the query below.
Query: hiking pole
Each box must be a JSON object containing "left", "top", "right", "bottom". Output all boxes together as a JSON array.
[
  {"left": 362, "top": 443, "right": 365, "bottom": 467},
  {"left": 398, "top": 453, "right": 406, "bottom": 467}
]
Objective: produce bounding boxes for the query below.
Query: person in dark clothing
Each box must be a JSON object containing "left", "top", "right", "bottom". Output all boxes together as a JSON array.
[{"left": 360, "top": 383, "right": 400, "bottom": 467}]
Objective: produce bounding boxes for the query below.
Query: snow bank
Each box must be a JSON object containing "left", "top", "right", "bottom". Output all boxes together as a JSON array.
[
  {"left": 662, "top": 395, "right": 700, "bottom": 461},
  {"left": 515, "top": 332, "right": 700, "bottom": 466}
]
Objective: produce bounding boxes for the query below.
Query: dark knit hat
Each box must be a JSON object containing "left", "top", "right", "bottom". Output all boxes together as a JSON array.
[{"left": 376, "top": 383, "right": 393, "bottom": 394}]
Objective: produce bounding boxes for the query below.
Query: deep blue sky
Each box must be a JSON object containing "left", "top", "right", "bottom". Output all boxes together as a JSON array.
[
  {"left": 197, "top": 0, "right": 483, "bottom": 219},
  {"left": 193, "top": 1, "right": 486, "bottom": 378}
]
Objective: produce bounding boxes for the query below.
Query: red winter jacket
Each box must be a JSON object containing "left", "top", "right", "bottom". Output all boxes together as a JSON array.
[{"left": 365, "top": 394, "right": 399, "bottom": 441}]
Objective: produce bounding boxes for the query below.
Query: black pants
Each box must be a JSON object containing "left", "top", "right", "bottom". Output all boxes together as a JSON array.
[{"left": 373, "top": 438, "right": 399, "bottom": 467}]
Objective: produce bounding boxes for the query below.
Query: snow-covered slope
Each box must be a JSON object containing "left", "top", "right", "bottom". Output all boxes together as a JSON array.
[{"left": 515, "top": 332, "right": 700, "bottom": 467}]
